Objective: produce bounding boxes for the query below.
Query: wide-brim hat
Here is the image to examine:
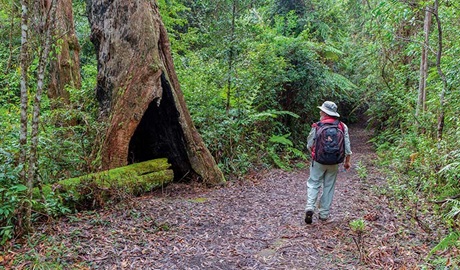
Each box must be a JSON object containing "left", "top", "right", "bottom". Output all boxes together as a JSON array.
[{"left": 318, "top": 101, "right": 340, "bottom": 117}]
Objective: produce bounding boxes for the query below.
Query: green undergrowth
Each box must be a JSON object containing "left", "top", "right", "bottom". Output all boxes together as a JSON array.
[{"left": 372, "top": 129, "right": 460, "bottom": 268}]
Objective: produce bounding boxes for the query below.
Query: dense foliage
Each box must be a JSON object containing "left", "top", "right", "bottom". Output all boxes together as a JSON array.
[
  {"left": 343, "top": 0, "right": 460, "bottom": 265},
  {"left": 0, "top": 0, "right": 459, "bottom": 266},
  {"left": 162, "top": 0, "right": 361, "bottom": 176}
]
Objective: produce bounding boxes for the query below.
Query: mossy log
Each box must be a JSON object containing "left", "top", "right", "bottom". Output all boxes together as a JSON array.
[{"left": 36, "top": 158, "right": 173, "bottom": 206}]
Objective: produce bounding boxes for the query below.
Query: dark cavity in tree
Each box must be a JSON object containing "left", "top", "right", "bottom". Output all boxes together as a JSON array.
[{"left": 128, "top": 73, "right": 191, "bottom": 180}]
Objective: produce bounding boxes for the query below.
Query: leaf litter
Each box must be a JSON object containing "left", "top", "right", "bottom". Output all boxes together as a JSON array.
[{"left": 5, "top": 124, "right": 447, "bottom": 269}]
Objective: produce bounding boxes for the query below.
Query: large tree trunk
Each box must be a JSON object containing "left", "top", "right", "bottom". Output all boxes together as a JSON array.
[
  {"left": 87, "top": 0, "right": 225, "bottom": 185},
  {"left": 48, "top": 0, "right": 81, "bottom": 107}
]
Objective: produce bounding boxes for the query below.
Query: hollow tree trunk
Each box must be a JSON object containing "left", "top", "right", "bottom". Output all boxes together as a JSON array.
[
  {"left": 87, "top": 0, "right": 225, "bottom": 185},
  {"left": 48, "top": 0, "right": 81, "bottom": 107}
]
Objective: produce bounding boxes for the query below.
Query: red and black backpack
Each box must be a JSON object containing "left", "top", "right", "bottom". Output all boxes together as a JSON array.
[{"left": 313, "top": 120, "right": 345, "bottom": 165}]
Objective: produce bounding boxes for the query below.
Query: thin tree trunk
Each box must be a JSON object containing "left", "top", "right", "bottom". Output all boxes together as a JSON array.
[
  {"left": 226, "top": 0, "right": 236, "bottom": 114},
  {"left": 27, "top": 0, "right": 56, "bottom": 194},
  {"left": 416, "top": 6, "right": 431, "bottom": 120},
  {"left": 19, "top": 0, "right": 30, "bottom": 186},
  {"left": 23, "top": 0, "right": 57, "bottom": 233},
  {"left": 5, "top": 3, "right": 17, "bottom": 74},
  {"left": 433, "top": 0, "right": 447, "bottom": 141}
]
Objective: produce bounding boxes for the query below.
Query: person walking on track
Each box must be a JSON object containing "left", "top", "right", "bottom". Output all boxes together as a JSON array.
[{"left": 304, "top": 101, "right": 352, "bottom": 224}]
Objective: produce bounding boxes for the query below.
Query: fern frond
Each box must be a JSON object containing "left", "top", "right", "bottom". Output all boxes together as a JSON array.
[
  {"left": 438, "top": 162, "right": 460, "bottom": 174},
  {"left": 288, "top": 147, "right": 308, "bottom": 159},
  {"left": 446, "top": 199, "right": 460, "bottom": 219},
  {"left": 428, "top": 231, "right": 460, "bottom": 257},
  {"left": 269, "top": 134, "right": 293, "bottom": 147},
  {"left": 250, "top": 110, "right": 300, "bottom": 122},
  {"left": 324, "top": 71, "right": 358, "bottom": 92},
  {"left": 268, "top": 148, "right": 290, "bottom": 171}
]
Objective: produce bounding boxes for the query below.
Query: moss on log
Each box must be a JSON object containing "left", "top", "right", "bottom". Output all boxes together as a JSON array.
[{"left": 36, "top": 158, "right": 173, "bottom": 206}]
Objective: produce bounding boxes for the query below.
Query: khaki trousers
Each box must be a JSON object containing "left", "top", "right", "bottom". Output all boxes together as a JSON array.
[{"left": 305, "top": 161, "right": 339, "bottom": 219}]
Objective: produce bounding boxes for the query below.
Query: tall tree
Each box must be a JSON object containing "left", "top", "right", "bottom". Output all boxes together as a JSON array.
[
  {"left": 225, "top": 0, "right": 237, "bottom": 113},
  {"left": 19, "top": 0, "right": 30, "bottom": 191},
  {"left": 4, "top": 2, "right": 19, "bottom": 74},
  {"left": 48, "top": 0, "right": 81, "bottom": 107},
  {"left": 433, "top": 0, "right": 447, "bottom": 140},
  {"left": 19, "top": 0, "right": 57, "bottom": 232},
  {"left": 416, "top": 5, "right": 432, "bottom": 120},
  {"left": 86, "top": 0, "right": 225, "bottom": 185}
]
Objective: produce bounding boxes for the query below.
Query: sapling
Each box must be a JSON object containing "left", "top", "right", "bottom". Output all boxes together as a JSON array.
[{"left": 349, "top": 219, "right": 367, "bottom": 261}]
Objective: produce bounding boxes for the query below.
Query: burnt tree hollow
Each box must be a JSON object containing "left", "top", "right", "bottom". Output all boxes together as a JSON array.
[
  {"left": 88, "top": 0, "right": 224, "bottom": 184},
  {"left": 128, "top": 73, "right": 191, "bottom": 180}
]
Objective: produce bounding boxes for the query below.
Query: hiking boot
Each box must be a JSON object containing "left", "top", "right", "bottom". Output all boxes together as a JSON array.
[{"left": 305, "top": 210, "right": 314, "bottom": 224}]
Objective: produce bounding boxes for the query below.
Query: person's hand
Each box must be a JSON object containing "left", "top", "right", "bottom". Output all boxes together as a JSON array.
[{"left": 343, "top": 155, "right": 351, "bottom": 171}]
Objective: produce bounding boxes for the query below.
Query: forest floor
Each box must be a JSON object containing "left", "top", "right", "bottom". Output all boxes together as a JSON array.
[{"left": 3, "top": 124, "right": 446, "bottom": 269}]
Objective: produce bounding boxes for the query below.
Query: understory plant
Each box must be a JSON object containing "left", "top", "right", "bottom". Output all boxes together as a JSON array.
[
  {"left": 268, "top": 133, "right": 308, "bottom": 171},
  {"left": 374, "top": 119, "right": 460, "bottom": 267},
  {"left": 349, "top": 218, "right": 367, "bottom": 261}
]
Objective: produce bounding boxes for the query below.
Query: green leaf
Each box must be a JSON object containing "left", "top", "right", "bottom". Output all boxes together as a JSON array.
[
  {"left": 10, "top": 185, "right": 27, "bottom": 192},
  {"left": 428, "top": 231, "right": 460, "bottom": 257},
  {"left": 269, "top": 134, "right": 293, "bottom": 147}
]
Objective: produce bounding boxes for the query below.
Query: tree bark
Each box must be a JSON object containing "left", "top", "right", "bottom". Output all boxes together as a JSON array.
[
  {"left": 433, "top": 0, "right": 447, "bottom": 141},
  {"left": 27, "top": 0, "right": 56, "bottom": 199},
  {"left": 5, "top": 3, "right": 18, "bottom": 74},
  {"left": 19, "top": 0, "right": 30, "bottom": 186},
  {"left": 87, "top": 0, "right": 225, "bottom": 185},
  {"left": 19, "top": 0, "right": 31, "bottom": 233},
  {"left": 416, "top": 6, "right": 431, "bottom": 120},
  {"left": 226, "top": 0, "right": 236, "bottom": 114},
  {"left": 48, "top": 0, "right": 81, "bottom": 107},
  {"left": 19, "top": 0, "right": 57, "bottom": 233}
]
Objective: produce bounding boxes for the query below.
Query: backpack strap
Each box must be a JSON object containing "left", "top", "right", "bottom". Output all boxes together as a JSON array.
[
  {"left": 313, "top": 120, "right": 344, "bottom": 134},
  {"left": 325, "top": 119, "right": 344, "bottom": 131},
  {"left": 315, "top": 120, "right": 340, "bottom": 127},
  {"left": 337, "top": 121, "right": 345, "bottom": 132}
]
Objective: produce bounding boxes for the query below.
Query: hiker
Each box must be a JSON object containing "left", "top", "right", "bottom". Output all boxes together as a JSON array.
[{"left": 304, "top": 101, "right": 352, "bottom": 224}]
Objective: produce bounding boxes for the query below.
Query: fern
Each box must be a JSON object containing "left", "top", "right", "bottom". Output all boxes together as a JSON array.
[
  {"left": 268, "top": 148, "right": 291, "bottom": 171},
  {"left": 323, "top": 70, "right": 358, "bottom": 93},
  {"left": 428, "top": 231, "right": 460, "bottom": 257},
  {"left": 250, "top": 110, "right": 300, "bottom": 122},
  {"left": 288, "top": 147, "right": 308, "bottom": 160},
  {"left": 446, "top": 199, "right": 460, "bottom": 219},
  {"left": 439, "top": 162, "right": 460, "bottom": 175},
  {"left": 269, "top": 134, "right": 293, "bottom": 147},
  {"left": 267, "top": 134, "right": 308, "bottom": 170}
]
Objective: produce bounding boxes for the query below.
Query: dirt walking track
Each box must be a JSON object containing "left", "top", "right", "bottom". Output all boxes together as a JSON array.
[{"left": 37, "top": 124, "right": 435, "bottom": 269}]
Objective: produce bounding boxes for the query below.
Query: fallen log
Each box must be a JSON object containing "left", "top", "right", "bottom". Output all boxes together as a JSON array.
[{"left": 37, "top": 158, "right": 173, "bottom": 207}]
